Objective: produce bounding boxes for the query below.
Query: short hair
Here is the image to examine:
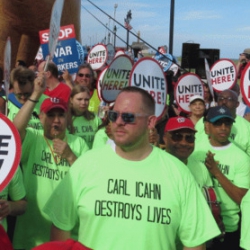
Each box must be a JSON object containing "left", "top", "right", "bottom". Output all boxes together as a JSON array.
[
  {"left": 16, "top": 60, "right": 27, "bottom": 67},
  {"left": 47, "top": 62, "right": 59, "bottom": 78},
  {"left": 77, "top": 63, "right": 94, "bottom": 77},
  {"left": 10, "top": 67, "right": 35, "bottom": 86},
  {"left": 117, "top": 86, "right": 155, "bottom": 115},
  {"left": 218, "top": 89, "right": 238, "bottom": 101}
]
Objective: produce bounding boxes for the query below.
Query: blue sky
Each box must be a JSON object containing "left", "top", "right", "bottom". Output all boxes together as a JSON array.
[{"left": 81, "top": 0, "right": 250, "bottom": 59}]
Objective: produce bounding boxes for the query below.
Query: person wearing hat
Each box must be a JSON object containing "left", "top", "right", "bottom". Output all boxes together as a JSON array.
[
  {"left": 188, "top": 95, "right": 206, "bottom": 125},
  {"left": 195, "top": 89, "right": 250, "bottom": 157},
  {"left": 164, "top": 116, "right": 212, "bottom": 189},
  {"left": 192, "top": 106, "right": 250, "bottom": 250},
  {"left": 11, "top": 73, "right": 89, "bottom": 249},
  {"left": 237, "top": 48, "right": 250, "bottom": 79}
]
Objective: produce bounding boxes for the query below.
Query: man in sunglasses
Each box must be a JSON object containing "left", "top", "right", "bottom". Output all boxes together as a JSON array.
[
  {"left": 193, "top": 106, "right": 250, "bottom": 250},
  {"left": 44, "top": 86, "right": 220, "bottom": 249},
  {"left": 195, "top": 89, "right": 250, "bottom": 157},
  {"left": 164, "top": 116, "right": 212, "bottom": 188}
]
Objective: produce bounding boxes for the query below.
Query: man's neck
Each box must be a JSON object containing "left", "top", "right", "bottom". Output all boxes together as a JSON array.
[
  {"left": 115, "top": 143, "right": 153, "bottom": 161},
  {"left": 47, "top": 79, "right": 60, "bottom": 91}
]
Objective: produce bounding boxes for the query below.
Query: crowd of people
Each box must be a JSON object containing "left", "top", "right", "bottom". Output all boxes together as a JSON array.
[{"left": 0, "top": 47, "right": 250, "bottom": 250}]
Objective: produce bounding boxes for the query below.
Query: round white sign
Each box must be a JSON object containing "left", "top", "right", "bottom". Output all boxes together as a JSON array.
[
  {"left": 129, "top": 58, "right": 167, "bottom": 119},
  {"left": 174, "top": 73, "right": 204, "bottom": 113},
  {"left": 210, "top": 59, "right": 237, "bottom": 92},
  {"left": 101, "top": 55, "right": 133, "bottom": 103},
  {"left": 87, "top": 44, "right": 108, "bottom": 70},
  {"left": 0, "top": 114, "right": 21, "bottom": 192}
]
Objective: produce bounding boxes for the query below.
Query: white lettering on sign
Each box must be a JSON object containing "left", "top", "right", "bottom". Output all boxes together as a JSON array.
[
  {"left": 54, "top": 46, "right": 72, "bottom": 57},
  {"left": 41, "top": 28, "right": 73, "bottom": 43}
]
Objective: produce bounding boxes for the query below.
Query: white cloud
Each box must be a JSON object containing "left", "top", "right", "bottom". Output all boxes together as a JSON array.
[{"left": 178, "top": 11, "right": 221, "bottom": 21}]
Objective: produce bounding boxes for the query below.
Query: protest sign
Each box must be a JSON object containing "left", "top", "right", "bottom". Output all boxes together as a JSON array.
[
  {"left": 153, "top": 53, "right": 173, "bottom": 72},
  {"left": 87, "top": 44, "right": 108, "bottom": 70},
  {"left": 39, "top": 24, "right": 80, "bottom": 74},
  {"left": 0, "top": 114, "right": 21, "bottom": 192},
  {"left": 48, "top": 0, "right": 65, "bottom": 59},
  {"left": 129, "top": 58, "right": 167, "bottom": 118},
  {"left": 240, "top": 62, "right": 250, "bottom": 106},
  {"left": 106, "top": 43, "right": 115, "bottom": 65},
  {"left": 210, "top": 59, "right": 236, "bottom": 92},
  {"left": 174, "top": 73, "right": 204, "bottom": 113},
  {"left": 3, "top": 37, "right": 11, "bottom": 115},
  {"left": 97, "top": 66, "right": 108, "bottom": 101},
  {"left": 205, "top": 58, "right": 215, "bottom": 100},
  {"left": 114, "top": 49, "right": 125, "bottom": 58},
  {"left": 101, "top": 55, "right": 132, "bottom": 103}
]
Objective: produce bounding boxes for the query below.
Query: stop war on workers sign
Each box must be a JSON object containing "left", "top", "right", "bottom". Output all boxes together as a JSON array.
[{"left": 39, "top": 24, "right": 80, "bottom": 74}]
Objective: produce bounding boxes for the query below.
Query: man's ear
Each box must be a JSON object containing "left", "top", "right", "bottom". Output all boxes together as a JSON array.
[
  {"left": 148, "top": 115, "right": 157, "bottom": 129},
  {"left": 204, "top": 121, "right": 210, "bottom": 135}
]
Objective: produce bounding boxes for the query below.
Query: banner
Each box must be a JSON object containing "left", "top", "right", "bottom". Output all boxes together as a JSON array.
[{"left": 39, "top": 24, "right": 80, "bottom": 74}]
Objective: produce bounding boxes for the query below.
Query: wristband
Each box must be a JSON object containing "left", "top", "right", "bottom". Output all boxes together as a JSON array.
[{"left": 28, "top": 98, "right": 39, "bottom": 103}]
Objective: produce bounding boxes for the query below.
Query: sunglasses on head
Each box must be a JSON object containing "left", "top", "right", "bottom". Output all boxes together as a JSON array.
[
  {"left": 108, "top": 110, "right": 149, "bottom": 124},
  {"left": 170, "top": 132, "right": 195, "bottom": 143},
  {"left": 78, "top": 73, "right": 91, "bottom": 78},
  {"left": 211, "top": 119, "right": 233, "bottom": 127}
]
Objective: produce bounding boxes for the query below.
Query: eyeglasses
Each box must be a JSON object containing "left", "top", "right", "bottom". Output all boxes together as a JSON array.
[
  {"left": 169, "top": 132, "right": 195, "bottom": 143},
  {"left": 15, "top": 92, "right": 32, "bottom": 98},
  {"left": 211, "top": 119, "right": 233, "bottom": 127},
  {"left": 77, "top": 73, "right": 91, "bottom": 78},
  {"left": 217, "top": 97, "right": 236, "bottom": 102},
  {"left": 108, "top": 110, "right": 149, "bottom": 124}
]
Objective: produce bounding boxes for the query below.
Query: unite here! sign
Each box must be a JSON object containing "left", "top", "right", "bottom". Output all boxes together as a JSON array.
[{"left": 39, "top": 24, "right": 80, "bottom": 74}]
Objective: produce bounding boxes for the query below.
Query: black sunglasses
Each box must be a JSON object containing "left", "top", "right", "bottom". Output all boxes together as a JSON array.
[
  {"left": 170, "top": 132, "right": 195, "bottom": 143},
  {"left": 78, "top": 73, "right": 91, "bottom": 78},
  {"left": 211, "top": 119, "right": 233, "bottom": 127},
  {"left": 108, "top": 110, "right": 149, "bottom": 124},
  {"left": 15, "top": 92, "right": 32, "bottom": 98}
]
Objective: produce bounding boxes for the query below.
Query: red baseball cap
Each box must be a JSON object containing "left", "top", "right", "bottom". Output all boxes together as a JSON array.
[
  {"left": 32, "top": 239, "right": 92, "bottom": 250},
  {"left": 40, "top": 98, "right": 68, "bottom": 113},
  {"left": 164, "top": 117, "right": 196, "bottom": 133}
]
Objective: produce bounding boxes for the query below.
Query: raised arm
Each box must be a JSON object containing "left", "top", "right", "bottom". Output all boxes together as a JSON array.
[{"left": 13, "top": 72, "right": 46, "bottom": 141}]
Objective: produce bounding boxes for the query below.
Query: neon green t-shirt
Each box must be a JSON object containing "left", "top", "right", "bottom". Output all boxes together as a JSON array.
[
  {"left": 44, "top": 145, "right": 220, "bottom": 250},
  {"left": 13, "top": 128, "right": 89, "bottom": 250},
  {"left": 7, "top": 94, "right": 48, "bottom": 130},
  {"left": 187, "top": 156, "right": 213, "bottom": 189},
  {"left": 0, "top": 167, "right": 25, "bottom": 231},
  {"left": 72, "top": 115, "right": 102, "bottom": 149},
  {"left": 240, "top": 189, "right": 250, "bottom": 250},
  {"left": 88, "top": 89, "right": 100, "bottom": 114},
  {"left": 192, "top": 142, "right": 250, "bottom": 232},
  {"left": 195, "top": 115, "right": 250, "bottom": 156}
]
